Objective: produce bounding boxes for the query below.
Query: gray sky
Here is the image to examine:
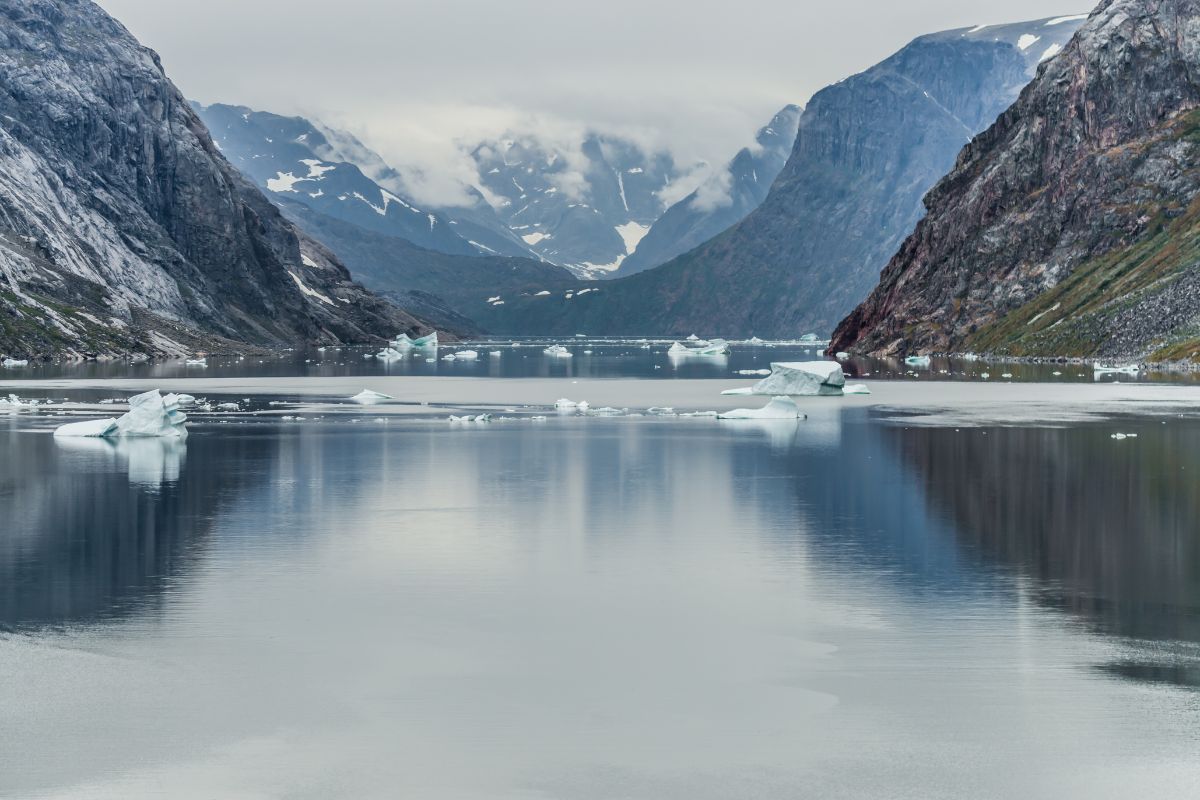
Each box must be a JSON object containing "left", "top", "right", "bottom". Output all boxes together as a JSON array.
[{"left": 99, "top": 0, "right": 1083, "bottom": 205}]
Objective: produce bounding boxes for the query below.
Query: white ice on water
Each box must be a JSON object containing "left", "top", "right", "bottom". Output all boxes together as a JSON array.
[
  {"left": 54, "top": 390, "right": 188, "bottom": 439},
  {"left": 718, "top": 396, "right": 806, "bottom": 420},
  {"left": 351, "top": 390, "right": 393, "bottom": 404},
  {"left": 722, "top": 361, "right": 846, "bottom": 397},
  {"left": 544, "top": 345, "right": 573, "bottom": 358}
]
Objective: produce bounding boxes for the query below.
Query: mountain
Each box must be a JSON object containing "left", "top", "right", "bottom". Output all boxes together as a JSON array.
[
  {"left": 194, "top": 104, "right": 488, "bottom": 257},
  {"left": 831, "top": 0, "right": 1200, "bottom": 362},
  {"left": 615, "top": 105, "right": 802, "bottom": 277},
  {"left": 0, "top": 0, "right": 428, "bottom": 358},
  {"left": 467, "top": 133, "right": 687, "bottom": 278},
  {"left": 474, "top": 15, "right": 1086, "bottom": 338},
  {"left": 275, "top": 198, "right": 576, "bottom": 328}
]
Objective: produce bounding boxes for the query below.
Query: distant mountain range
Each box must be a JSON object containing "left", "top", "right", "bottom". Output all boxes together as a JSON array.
[
  {"left": 0, "top": 0, "right": 426, "bottom": 358},
  {"left": 832, "top": 1, "right": 1200, "bottom": 362},
  {"left": 615, "top": 105, "right": 802, "bottom": 277},
  {"left": 474, "top": 16, "right": 1086, "bottom": 338}
]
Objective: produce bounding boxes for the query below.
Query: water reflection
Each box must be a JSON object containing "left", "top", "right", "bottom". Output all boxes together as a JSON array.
[{"left": 885, "top": 420, "right": 1200, "bottom": 687}]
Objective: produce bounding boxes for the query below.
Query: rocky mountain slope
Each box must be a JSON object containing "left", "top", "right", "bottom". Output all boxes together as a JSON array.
[
  {"left": 276, "top": 199, "right": 576, "bottom": 329},
  {"left": 615, "top": 105, "right": 802, "bottom": 277},
  {"left": 477, "top": 16, "right": 1085, "bottom": 337},
  {"left": 467, "top": 133, "right": 686, "bottom": 278},
  {"left": 0, "top": 0, "right": 426, "bottom": 358},
  {"left": 831, "top": 0, "right": 1200, "bottom": 362},
  {"left": 193, "top": 104, "right": 534, "bottom": 260}
]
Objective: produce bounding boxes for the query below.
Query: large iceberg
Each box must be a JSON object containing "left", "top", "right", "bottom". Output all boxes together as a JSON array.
[
  {"left": 54, "top": 390, "right": 189, "bottom": 439},
  {"left": 722, "top": 361, "right": 845, "bottom": 397},
  {"left": 718, "top": 396, "right": 806, "bottom": 420}
]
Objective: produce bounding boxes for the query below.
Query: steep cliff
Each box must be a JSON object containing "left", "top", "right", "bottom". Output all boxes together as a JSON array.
[
  {"left": 0, "top": 0, "right": 426, "bottom": 358},
  {"left": 475, "top": 17, "right": 1083, "bottom": 337},
  {"left": 832, "top": 1, "right": 1200, "bottom": 361}
]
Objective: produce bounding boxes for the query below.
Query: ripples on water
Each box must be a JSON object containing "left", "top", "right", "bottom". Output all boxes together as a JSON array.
[{"left": 1, "top": 406, "right": 1198, "bottom": 797}]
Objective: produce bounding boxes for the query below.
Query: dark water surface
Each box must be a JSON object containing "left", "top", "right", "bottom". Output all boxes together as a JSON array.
[{"left": 1, "top": 407, "right": 1199, "bottom": 798}]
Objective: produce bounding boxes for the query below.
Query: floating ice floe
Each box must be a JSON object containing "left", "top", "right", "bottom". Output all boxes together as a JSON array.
[
  {"left": 835, "top": 352, "right": 850, "bottom": 360},
  {"left": 544, "top": 345, "right": 573, "bottom": 358},
  {"left": 351, "top": 389, "right": 393, "bottom": 405},
  {"left": 216, "top": 402, "right": 241, "bottom": 412},
  {"left": 411, "top": 332, "right": 439, "bottom": 348},
  {"left": 669, "top": 339, "right": 729, "bottom": 357},
  {"left": 2, "top": 358, "right": 28, "bottom": 368},
  {"left": 904, "top": 355, "right": 932, "bottom": 367},
  {"left": 454, "top": 350, "right": 479, "bottom": 360},
  {"left": 442, "top": 354, "right": 457, "bottom": 361},
  {"left": 489, "top": 351, "right": 502, "bottom": 358},
  {"left": 736, "top": 369, "right": 772, "bottom": 376},
  {"left": 843, "top": 384, "right": 871, "bottom": 395},
  {"left": 449, "top": 414, "right": 492, "bottom": 424},
  {"left": 1094, "top": 363, "right": 1139, "bottom": 375},
  {"left": 554, "top": 398, "right": 589, "bottom": 411},
  {"left": 54, "top": 390, "right": 188, "bottom": 439},
  {"left": 392, "top": 333, "right": 413, "bottom": 348},
  {"left": 185, "top": 358, "right": 207, "bottom": 367},
  {"left": 0, "top": 393, "right": 40, "bottom": 409},
  {"left": 718, "top": 396, "right": 806, "bottom": 420},
  {"left": 746, "top": 336, "right": 765, "bottom": 345},
  {"left": 722, "top": 361, "right": 846, "bottom": 397},
  {"left": 376, "top": 348, "right": 405, "bottom": 361},
  {"left": 686, "top": 334, "right": 701, "bottom": 342},
  {"left": 1111, "top": 432, "right": 1139, "bottom": 440}
]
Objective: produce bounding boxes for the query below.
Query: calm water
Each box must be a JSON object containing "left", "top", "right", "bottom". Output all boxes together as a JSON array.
[
  {"left": 3, "top": 338, "right": 1199, "bottom": 385},
  {"left": 2, "top": 400, "right": 1199, "bottom": 799}
]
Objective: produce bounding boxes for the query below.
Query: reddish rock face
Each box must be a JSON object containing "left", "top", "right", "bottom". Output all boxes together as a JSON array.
[{"left": 832, "top": 0, "right": 1200, "bottom": 361}]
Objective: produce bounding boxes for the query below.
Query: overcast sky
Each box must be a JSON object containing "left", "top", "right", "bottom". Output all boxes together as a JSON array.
[{"left": 98, "top": 0, "right": 1084, "bottom": 205}]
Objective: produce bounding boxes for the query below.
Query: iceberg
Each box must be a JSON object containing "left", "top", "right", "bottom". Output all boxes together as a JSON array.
[
  {"left": 554, "top": 398, "right": 589, "bottom": 411},
  {"left": 454, "top": 350, "right": 479, "bottom": 360},
  {"left": 835, "top": 352, "right": 850, "bottom": 360},
  {"left": 686, "top": 334, "right": 701, "bottom": 342},
  {"left": 904, "top": 355, "right": 932, "bottom": 367},
  {"left": 185, "top": 358, "right": 207, "bottom": 367},
  {"left": 1093, "top": 363, "right": 1139, "bottom": 375},
  {"left": 392, "top": 333, "right": 414, "bottom": 348},
  {"left": 351, "top": 389, "right": 393, "bottom": 404},
  {"left": 489, "top": 351, "right": 502, "bottom": 358},
  {"left": 544, "top": 345, "right": 573, "bottom": 358},
  {"left": 669, "top": 339, "right": 729, "bottom": 357},
  {"left": 722, "top": 361, "right": 845, "bottom": 397},
  {"left": 0, "top": 393, "right": 41, "bottom": 409},
  {"left": 411, "top": 332, "right": 439, "bottom": 348},
  {"left": 54, "top": 390, "right": 188, "bottom": 439},
  {"left": 746, "top": 336, "right": 765, "bottom": 345},
  {"left": 843, "top": 384, "right": 872, "bottom": 395},
  {"left": 718, "top": 396, "right": 806, "bottom": 420},
  {"left": 2, "top": 358, "right": 28, "bottom": 367},
  {"left": 376, "top": 348, "right": 405, "bottom": 361}
]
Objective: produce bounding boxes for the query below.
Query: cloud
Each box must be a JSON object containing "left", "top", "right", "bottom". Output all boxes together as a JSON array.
[{"left": 689, "top": 168, "right": 736, "bottom": 213}]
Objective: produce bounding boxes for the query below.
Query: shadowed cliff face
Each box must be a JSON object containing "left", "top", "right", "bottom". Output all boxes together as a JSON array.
[
  {"left": 833, "top": 0, "right": 1200, "bottom": 361},
  {"left": 0, "top": 0, "right": 429, "bottom": 358}
]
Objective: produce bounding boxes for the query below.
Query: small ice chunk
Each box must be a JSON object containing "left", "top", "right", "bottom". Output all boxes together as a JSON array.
[
  {"left": 843, "top": 384, "right": 871, "bottom": 395},
  {"left": 835, "top": 352, "right": 850, "bottom": 360},
  {"left": 904, "top": 355, "right": 931, "bottom": 367},
  {"left": 351, "top": 389, "right": 393, "bottom": 404},
  {"left": 454, "top": 350, "right": 479, "bottom": 360},
  {"left": 718, "top": 396, "right": 806, "bottom": 420},
  {"left": 186, "top": 358, "right": 207, "bottom": 367},
  {"left": 376, "top": 348, "right": 405, "bottom": 361},
  {"left": 544, "top": 345, "right": 573, "bottom": 358},
  {"left": 2, "top": 358, "right": 28, "bottom": 368},
  {"left": 1093, "top": 363, "right": 1139, "bottom": 375},
  {"left": 216, "top": 402, "right": 240, "bottom": 412},
  {"left": 489, "top": 351, "right": 502, "bottom": 358}
]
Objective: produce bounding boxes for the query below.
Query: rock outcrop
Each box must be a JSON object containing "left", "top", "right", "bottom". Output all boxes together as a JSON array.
[{"left": 831, "top": 1, "right": 1200, "bottom": 362}]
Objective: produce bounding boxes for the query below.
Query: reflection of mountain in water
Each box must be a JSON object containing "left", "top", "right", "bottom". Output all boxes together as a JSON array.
[
  {"left": 888, "top": 421, "right": 1200, "bottom": 687},
  {"left": 0, "top": 431, "right": 263, "bottom": 630}
]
